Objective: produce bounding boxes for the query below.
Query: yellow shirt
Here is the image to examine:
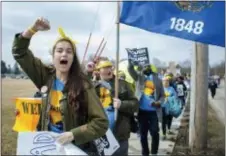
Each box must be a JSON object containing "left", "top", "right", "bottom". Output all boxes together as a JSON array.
[
  {"left": 143, "top": 79, "right": 155, "bottom": 96},
  {"left": 100, "top": 87, "right": 112, "bottom": 108}
]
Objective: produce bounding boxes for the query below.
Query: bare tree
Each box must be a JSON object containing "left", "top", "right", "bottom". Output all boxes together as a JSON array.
[
  {"left": 210, "top": 61, "right": 225, "bottom": 77},
  {"left": 152, "top": 57, "right": 162, "bottom": 67},
  {"left": 13, "top": 63, "right": 20, "bottom": 75},
  {"left": 1, "top": 60, "right": 7, "bottom": 74}
]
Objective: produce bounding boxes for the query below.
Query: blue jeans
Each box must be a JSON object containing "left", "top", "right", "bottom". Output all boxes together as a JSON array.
[
  {"left": 105, "top": 107, "right": 115, "bottom": 131},
  {"left": 138, "top": 109, "right": 159, "bottom": 155}
]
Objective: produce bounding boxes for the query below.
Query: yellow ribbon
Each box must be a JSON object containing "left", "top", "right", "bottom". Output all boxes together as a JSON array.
[
  {"left": 53, "top": 27, "right": 78, "bottom": 52},
  {"left": 58, "top": 27, "right": 77, "bottom": 44}
]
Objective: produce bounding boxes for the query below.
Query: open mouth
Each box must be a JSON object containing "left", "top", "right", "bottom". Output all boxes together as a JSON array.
[{"left": 60, "top": 60, "right": 68, "bottom": 65}]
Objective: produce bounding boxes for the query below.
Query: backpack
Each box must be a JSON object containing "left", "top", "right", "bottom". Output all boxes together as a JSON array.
[{"left": 166, "top": 96, "right": 182, "bottom": 118}]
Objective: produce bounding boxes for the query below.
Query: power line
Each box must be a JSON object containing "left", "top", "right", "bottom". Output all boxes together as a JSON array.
[
  {"left": 104, "top": 13, "right": 116, "bottom": 40},
  {"left": 82, "top": 2, "right": 102, "bottom": 63},
  {"left": 90, "top": 2, "right": 102, "bottom": 33},
  {"left": 99, "top": 12, "right": 116, "bottom": 56},
  {"left": 106, "top": 15, "right": 116, "bottom": 41}
]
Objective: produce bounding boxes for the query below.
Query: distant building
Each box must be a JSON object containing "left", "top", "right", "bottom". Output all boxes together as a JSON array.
[
  {"left": 168, "top": 61, "right": 177, "bottom": 76},
  {"left": 176, "top": 64, "right": 181, "bottom": 76}
]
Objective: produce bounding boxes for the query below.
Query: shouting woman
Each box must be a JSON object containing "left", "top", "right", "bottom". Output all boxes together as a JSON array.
[{"left": 12, "top": 17, "right": 108, "bottom": 154}]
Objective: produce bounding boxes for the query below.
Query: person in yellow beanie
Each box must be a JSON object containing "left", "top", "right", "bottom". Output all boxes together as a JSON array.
[
  {"left": 164, "top": 73, "right": 177, "bottom": 90},
  {"left": 95, "top": 60, "right": 139, "bottom": 156},
  {"left": 12, "top": 17, "right": 108, "bottom": 154}
]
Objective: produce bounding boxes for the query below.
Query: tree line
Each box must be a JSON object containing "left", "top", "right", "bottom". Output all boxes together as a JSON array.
[
  {"left": 209, "top": 61, "right": 225, "bottom": 77},
  {"left": 1, "top": 60, "right": 21, "bottom": 75},
  {"left": 2, "top": 58, "right": 225, "bottom": 77}
]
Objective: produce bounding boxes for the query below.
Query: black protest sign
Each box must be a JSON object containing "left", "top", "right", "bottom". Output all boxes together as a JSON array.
[
  {"left": 126, "top": 48, "right": 149, "bottom": 66},
  {"left": 93, "top": 135, "right": 110, "bottom": 156},
  {"left": 126, "top": 48, "right": 137, "bottom": 65}
]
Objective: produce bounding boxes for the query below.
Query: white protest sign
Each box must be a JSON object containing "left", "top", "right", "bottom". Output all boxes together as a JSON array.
[
  {"left": 93, "top": 129, "right": 120, "bottom": 156},
  {"left": 17, "top": 129, "right": 119, "bottom": 156},
  {"left": 16, "top": 131, "right": 87, "bottom": 155},
  {"left": 177, "top": 84, "right": 185, "bottom": 96}
]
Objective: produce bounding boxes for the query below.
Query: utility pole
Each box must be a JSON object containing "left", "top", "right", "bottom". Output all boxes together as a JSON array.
[
  {"left": 189, "top": 42, "right": 208, "bottom": 152},
  {"left": 225, "top": 0, "right": 226, "bottom": 127},
  {"left": 189, "top": 44, "right": 196, "bottom": 147}
]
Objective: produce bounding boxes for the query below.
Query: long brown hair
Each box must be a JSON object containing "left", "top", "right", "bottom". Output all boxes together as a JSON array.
[{"left": 53, "top": 39, "right": 92, "bottom": 123}]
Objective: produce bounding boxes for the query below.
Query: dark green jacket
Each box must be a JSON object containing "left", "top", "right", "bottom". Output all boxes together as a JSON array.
[
  {"left": 12, "top": 33, "right": 109, "bottom": 150},
  {"left": 94, "top": 78, "right": 139, "bottom": 142}
]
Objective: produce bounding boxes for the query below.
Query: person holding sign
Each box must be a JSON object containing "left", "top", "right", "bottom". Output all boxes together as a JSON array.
[
  {"left": 12, "top": 17, "right": 109, "bottom": 154},
  {"left": 94, "top": 60, "right": 139, "bottom": 156},
  {"left": 128, "top": 62, "right": 165, "bottom": 155}
]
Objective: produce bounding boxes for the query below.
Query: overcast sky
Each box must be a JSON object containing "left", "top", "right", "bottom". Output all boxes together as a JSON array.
[{"left": 2, "top": 2, "right": 225, "bottom": 67}]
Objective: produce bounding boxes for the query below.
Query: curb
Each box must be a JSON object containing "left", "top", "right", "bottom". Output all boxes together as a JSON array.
[{"left": 170, "top": 93, "right": 190, "bottom": 155}]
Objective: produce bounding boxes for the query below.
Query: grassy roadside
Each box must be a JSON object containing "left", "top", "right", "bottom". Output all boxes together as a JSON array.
[
  {"left": 172, "top": 102, "right": 225, "bottom": 155},
  {"left": 2, "top": 79, "right": 37, "bottom": 155}
]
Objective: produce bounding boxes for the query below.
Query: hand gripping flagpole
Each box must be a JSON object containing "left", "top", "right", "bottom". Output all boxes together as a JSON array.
[{"left": 114, "top": 1, "right": 120, "bottom": 122}]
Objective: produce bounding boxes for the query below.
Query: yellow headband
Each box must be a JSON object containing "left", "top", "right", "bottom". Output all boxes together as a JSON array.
[{"left": 54, "top": 27, "right": 78, "bottom": 52}]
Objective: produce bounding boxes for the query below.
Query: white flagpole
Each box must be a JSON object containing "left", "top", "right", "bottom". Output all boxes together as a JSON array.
[{"left": 114, "top": 1, "right": 120, "bottom": 121}]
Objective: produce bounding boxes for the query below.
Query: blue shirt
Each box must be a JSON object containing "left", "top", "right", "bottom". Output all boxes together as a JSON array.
[{"left": 48, "top": 78, "right": 64, "bottom": 133}]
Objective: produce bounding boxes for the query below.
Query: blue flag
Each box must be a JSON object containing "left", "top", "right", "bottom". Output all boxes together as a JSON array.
[{"left": 120, "top": 2, "right": 225, "bottom": 47}]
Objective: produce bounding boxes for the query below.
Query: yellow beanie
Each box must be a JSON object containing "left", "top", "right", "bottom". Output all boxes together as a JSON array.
[{"left": 96, "top": 60, "right": 113, "bottom": 70}]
